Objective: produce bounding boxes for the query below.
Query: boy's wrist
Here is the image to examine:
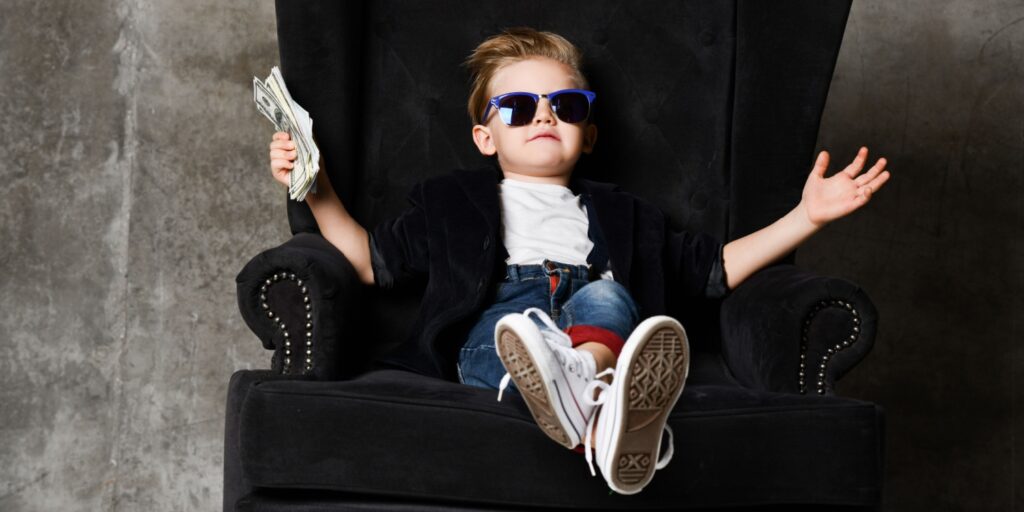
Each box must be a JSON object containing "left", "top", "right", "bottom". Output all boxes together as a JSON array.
[
  {"left": 304, "top": 172, "right": 332, "bottom": 203},
  {"left": 794, "top": 201, "right": 826, "bottom": 232}
]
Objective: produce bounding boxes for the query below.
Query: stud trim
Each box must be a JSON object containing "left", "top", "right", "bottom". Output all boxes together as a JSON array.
[{"left": 261, "top": 271, "right": 314, "bottom": 374}]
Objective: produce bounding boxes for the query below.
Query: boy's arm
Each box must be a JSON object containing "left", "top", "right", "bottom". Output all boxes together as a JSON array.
[
  {"left": 721, "top": 202, "right": 821, "bottom": 290},
  {"left": 304, "top": 162, "right": 375, "bottom": 286},
  {"left": 721, "top": 147, "right": 891, "bottom": 290}
]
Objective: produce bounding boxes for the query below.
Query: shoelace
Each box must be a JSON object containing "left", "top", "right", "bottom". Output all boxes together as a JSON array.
[
  {"left": 497, "top": 308, "right": 573, "bottom": 402},
  {"left": 582, "top": 368, "right": 613, "bottom": 476},
  {"left": 581, "top": 373, "right": 676, "bottom": 478},
  {"left": 524, "top": 307, "right": 572, "bottom": 347},
  {"left": 492, "top": 308, "right": 677, "bottom": 477}
]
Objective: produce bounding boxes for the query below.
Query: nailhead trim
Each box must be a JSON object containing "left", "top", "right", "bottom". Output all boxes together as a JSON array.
[
  {"left": 260, "top": 271, "right": 314, "bottom": 374},
  {"left": 798, "top": 299, "right": 861, "bottom": 395}
]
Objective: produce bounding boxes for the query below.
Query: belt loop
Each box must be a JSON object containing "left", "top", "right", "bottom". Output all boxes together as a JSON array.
[
  {"left": 543, "top": 260, "right": 557, "bottom": 275},
  {"left": 542, "top": 260, "right": 559, "bottom": 295}
]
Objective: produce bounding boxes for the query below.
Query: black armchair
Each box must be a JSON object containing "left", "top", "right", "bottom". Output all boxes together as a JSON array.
[{"left": 225, "top": 1, "right": 885, "bottom": 510}]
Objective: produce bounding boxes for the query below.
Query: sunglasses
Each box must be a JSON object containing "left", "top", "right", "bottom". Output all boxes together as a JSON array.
[{"left": 481, "top": 88, "right": 597, "bottom": 126}]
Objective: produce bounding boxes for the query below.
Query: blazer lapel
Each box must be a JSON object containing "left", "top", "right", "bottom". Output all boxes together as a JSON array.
[
  {"left": 453, "top": 164, "right": 501, "bottom": 231},
  {"left": 573, "top": 178, "right": 634, "bottom": 286},
  {"left": 452, "top": 164, "right": 508, "bottom": 261}
]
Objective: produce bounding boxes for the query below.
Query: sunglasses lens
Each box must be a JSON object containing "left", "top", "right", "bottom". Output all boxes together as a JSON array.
[
  {"left": 552, "top": 92, "right": 590, "bottom": 123},
  {"left": 497, "top": 94, "right": 537, "bottom": 126}
]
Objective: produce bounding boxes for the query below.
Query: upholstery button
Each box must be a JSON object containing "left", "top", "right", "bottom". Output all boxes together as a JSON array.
[{"left": 592, "top": 29, "right": 609, "bottom": 45}]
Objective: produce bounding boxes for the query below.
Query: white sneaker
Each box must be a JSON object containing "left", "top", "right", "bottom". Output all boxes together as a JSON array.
[
  {"left": 583, "top": 315, "right": 690, "bottom": 495},
  {"left": 494, "top": 307, "right": 612, "bottom": 449}
]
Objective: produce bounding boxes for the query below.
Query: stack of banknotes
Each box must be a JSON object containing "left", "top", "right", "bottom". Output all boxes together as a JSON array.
[{"left": 253, "top": 66, "right": 319, "bottom": 201}]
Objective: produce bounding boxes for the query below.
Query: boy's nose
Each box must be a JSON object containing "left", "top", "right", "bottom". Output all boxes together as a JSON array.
[{"left": 533, "top": 98, "right": 555, "bottom": 124}]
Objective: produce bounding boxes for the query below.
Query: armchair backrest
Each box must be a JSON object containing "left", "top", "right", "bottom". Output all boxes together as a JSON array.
[{"left": 273, "top": 0, "right": 851, "bottom": 362}]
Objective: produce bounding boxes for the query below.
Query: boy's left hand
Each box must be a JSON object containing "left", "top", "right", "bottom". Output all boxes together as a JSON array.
[{"left": 800, "top": 146, "right": 891, "bottom": 227}]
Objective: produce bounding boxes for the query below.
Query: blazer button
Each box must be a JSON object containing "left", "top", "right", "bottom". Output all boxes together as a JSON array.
[{"left": 482, "top": 236, "right": 490, "bottom": 250}]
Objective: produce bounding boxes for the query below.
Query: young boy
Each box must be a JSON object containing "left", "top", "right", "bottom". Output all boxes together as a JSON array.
[{"left": 267, "top": 27, "right": 891, "bottom": 495}]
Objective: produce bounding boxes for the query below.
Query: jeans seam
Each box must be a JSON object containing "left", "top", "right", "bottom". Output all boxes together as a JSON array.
[{"left": 562, "top": 304, "right": 576, "bottom": 331}]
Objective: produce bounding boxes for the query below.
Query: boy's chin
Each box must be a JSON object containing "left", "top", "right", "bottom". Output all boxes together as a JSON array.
[{"left": 518, "top": 155, "right": 577, "bottom": 171}]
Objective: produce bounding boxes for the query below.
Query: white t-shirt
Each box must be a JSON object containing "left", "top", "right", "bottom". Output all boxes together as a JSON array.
[{"left": 498, "top": 178, "right": 614, "bottom": 280}]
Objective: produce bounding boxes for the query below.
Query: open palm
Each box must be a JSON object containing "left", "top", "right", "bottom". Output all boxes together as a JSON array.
[{"left": 801, "top": 147, "right": 892, "bottom": 227}]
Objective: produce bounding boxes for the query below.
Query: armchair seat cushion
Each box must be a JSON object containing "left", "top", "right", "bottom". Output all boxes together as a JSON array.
[{"left": 238, "top": 366, "right": 883, "bottom": 509}]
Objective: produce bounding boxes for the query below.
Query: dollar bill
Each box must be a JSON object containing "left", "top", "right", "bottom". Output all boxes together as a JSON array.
[{"left": 253, "top": 66, "right": 320, "bottom": 200}]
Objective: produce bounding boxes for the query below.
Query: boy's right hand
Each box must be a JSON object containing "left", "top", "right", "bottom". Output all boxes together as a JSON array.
[{"left": 268, "top": 131, "right": 297, "bottom": 188}]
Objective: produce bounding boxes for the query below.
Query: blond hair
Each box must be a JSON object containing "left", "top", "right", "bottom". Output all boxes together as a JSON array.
[{"left": 462, "top": 27, "right": 589, "bottom": 126}]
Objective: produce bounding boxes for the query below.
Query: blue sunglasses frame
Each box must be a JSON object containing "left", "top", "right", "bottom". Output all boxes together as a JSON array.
[{"left": 481, "top": 88, "right": 597, "bottom": 126}]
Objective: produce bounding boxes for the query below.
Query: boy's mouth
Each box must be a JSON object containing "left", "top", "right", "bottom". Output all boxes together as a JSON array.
[{"left": 529, "top": 132, "right": 560, "bottom": 142}]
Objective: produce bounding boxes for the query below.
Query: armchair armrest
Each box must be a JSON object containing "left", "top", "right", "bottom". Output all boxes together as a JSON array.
[
  {"left": 235, "top": 232, "right": 363, "bottom": 380},
  {"left": 719, "top": 264, "right": 879, "bottom": 396}
]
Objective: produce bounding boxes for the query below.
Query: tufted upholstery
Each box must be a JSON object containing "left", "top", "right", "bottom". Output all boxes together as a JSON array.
[
  {"left": 273, "top": 0, "right": 854, "bottom": 366},
  {"left": 227, "top": 1, "right": 885, "bottom": 511},
  {"left": 282, "top": 0, "right": 847, "bottom": 245}
]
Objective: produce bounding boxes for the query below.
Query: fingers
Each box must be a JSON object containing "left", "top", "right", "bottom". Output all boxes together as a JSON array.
[
  {"left": 269, "top": 136, "right": 297, "bottom": 171},
  {"left": 842, "top": 146, "right": 869, "bottom": 178},
  {"left": 855, "top": 157, "right": 887, "bottom": 186},
  {"left": 269, "top": 148, "right": 297, "bottom": 160},
  {"left": 269, "top": 139, "right": 295, "bottom": 151},
  {"left": 855, "top": 168, "right": 892, "bottom": 201},
  {"left": 863, "top": 166, "right": 892, "bottom": 191},
  {"left": 271, "top": 158, "right": 294, "bottom": 170},
  {"left": 812, "top": 150, "right": 830, "bottom": 177},
  {"left": 269, "top": 133, "right": 297, "bottom": 177}
]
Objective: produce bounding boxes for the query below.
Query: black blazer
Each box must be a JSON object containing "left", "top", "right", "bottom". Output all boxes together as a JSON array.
[{"left": 368, "top": 162, "right": 729, "bottom": 381}]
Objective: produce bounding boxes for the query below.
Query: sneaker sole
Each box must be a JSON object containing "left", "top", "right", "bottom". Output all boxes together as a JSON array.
[
  {"left": 605, "top": 317, "right": 689, "bottom": 494},
  {"left": 495, "top": 322, "right": 578, "bottom": 449}
]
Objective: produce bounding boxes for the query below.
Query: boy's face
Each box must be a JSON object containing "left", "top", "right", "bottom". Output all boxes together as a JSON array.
[{"left": 471, "top": 57, "right": 598, "bottom": 185}]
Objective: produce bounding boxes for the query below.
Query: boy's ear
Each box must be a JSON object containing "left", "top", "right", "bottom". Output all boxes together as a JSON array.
[
  {"left": 472, "top": 125, "right": 497, "bottom": 156},
  {"left": 582, "top": 123, "right": 598, "bottom": 154}
]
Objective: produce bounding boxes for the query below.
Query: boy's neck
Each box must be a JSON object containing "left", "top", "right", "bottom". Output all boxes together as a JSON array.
[{"left": 500, "top": 169, "right": 572, "bottom": 187}]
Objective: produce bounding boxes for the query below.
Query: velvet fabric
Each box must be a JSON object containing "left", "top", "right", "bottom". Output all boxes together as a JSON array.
[
  {"left": 225, "top": 1, "right": 885, "bottom": 510},
  {"left": 237, "top": 368, "right": 883, "bottom": 510},
  {"left": 236, "top": 233, "right": 365, "bottom": 380},
  {"left": 719, "top": 264, "right": 879, "bottom": 394}
]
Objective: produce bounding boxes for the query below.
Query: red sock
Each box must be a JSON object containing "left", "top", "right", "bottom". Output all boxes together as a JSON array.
[{"left": 564, "top": 325, "right": 624, "bottom": 358}]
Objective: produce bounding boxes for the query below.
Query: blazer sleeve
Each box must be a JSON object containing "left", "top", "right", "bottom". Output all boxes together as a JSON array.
[
  {"left": 665, "top": 228, "right": 731, "bottom": 300},
  {"left": 368, "top": 182, "right": 429, "bottom": 289}
]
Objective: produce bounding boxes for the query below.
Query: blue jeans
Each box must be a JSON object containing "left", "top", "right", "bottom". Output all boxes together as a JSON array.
[{"left": 457, "top": 259, "right": 640, "bottom": 396}]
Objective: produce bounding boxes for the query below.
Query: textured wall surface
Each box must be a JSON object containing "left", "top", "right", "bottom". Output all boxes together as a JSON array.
[
  {"left": 0, "top": 0, "right": 281, "bottom": 509},
  {"left": 0, "top": 1, "right": 1019, "bottom": 511},
  {"left": 799, "top": 1, "right": 1024, "bottom": 510}
]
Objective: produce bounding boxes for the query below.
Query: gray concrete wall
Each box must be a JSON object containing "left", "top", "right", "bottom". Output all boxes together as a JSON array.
[
  {"left": 0, "top": 1, "right": 1019, "bottom": 511},
  {"left": 803, "top": 1, "right": 1024, "bottom": 510},
  {"left": 0, "top": 0, "right": 280, "bottom": 509}
]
